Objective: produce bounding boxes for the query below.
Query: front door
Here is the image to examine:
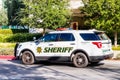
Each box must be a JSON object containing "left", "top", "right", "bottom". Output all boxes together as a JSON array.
[{"left": 35, "top": 33, "right": 58, "bottom": 57}]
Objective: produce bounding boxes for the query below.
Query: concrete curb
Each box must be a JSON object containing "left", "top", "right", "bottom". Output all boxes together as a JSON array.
[
  {"left": 112, "top": 50, "right": 120, "bottom": 59},
  {"left": 0, "top": 55, "right": 16, "bottom": 60}
]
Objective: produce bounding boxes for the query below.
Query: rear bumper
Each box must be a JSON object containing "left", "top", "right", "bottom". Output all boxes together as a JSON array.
[{"left": 89, "top": 53, "right": 113, "bottom": 62}]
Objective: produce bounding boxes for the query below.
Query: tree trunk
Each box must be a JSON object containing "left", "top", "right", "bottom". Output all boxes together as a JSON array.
[
  {"left": 114, "top": 32, "right": 118, "bottom": 47},
  {"left": 42, "top": 28, "right": 46, "bottom": 36}
]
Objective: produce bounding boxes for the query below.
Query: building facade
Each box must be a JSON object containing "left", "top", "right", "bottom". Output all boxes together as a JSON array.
[{"left": 69, "top": 0, "right": 85, "bottom": 30}]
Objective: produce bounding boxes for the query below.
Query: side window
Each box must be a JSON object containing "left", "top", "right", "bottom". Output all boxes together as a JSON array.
[
  {"left": 40, "top": 33, "right": 58, "bottom": 42},
  {"left": 80, "top": 33, "right": 100, "bottom": 41},
  {"left": 59, "top": 33, "right": 75, "bottom": 41}
]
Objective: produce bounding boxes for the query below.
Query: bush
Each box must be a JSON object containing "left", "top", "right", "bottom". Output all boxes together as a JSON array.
[
  {"left": 5, "top": 33, "right": 42, "bottom": 42},
  {"left": 0, "top": 29, "right": 13, "bottom": 34},
  {"left": 0, "top": 34, "right": 12, "bottom": 42},
  {"left": 11, "top": 29, "right": 29, "bottom": 33},
  {"left": 0, "top": 29, "right": 29, "bottom": 34}
]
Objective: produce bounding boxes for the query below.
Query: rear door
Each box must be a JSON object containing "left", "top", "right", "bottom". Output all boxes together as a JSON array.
[{"left": 53, "top": 33, "right": 76, "bottom": 57}]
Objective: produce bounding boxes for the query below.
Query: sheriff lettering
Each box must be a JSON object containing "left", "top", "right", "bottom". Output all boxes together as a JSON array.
[{"left": 44, "top": 47, "right": 73, "bottom": 53}]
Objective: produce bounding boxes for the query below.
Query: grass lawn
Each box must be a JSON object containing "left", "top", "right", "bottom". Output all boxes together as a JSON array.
[
  {"left": 112, "top": 46, "right": 120, "bottom": 50},
  {"left": 0, "top": 43, "right": 16, "bottom": 48},
  {"left": 0, "top": 43, "right": 16, "bottom": 55}
]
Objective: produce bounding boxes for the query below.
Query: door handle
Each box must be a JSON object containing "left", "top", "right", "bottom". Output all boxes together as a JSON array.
[
  {"left": 49, "top": 44, "right": 53, "bottom": 46},
  {"left": 70, "top": 43, "right": 75, "bottom": 45}
]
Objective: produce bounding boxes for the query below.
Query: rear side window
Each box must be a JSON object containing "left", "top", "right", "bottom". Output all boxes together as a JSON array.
[
  {"left": 59, "top": 33, "right": 75, "bottom": 41},
  {"left": 80, "top": 33, "right": 100, "bottom": 41},
  {"left": 96, "top": 32, "right": 109, "bottom": 40}
]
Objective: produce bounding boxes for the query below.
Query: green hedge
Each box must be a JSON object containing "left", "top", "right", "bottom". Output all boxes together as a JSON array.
[
  {"left": 0, "top": 33, "right": 42, "bottom": 42},
  {"left": 12, "top": 29, "right": 29, "bottom": 33},
  {"left": 5, "top": 33, "right": 42, "bottom": 42},
  {"left": 0, "top": 29, "right": 29, "bottom": 34}
]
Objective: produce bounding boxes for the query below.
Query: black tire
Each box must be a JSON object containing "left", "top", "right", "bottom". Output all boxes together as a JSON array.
[
  {"left": 73, "top": 52, "right": 88, "bottom": 68},
  {"left": 21, "top": 51, "right": 35, "bottom": 65}
]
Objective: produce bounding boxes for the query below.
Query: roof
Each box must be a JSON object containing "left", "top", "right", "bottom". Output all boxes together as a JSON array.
[
  {"left": 49, "top": 29, "right": 105, "bottom": 34},
  {"left": 49, "top": 30, "right": 95, "bottom": 34}
]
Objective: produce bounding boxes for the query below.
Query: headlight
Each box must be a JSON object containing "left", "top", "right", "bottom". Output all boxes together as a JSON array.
[{"left": 18, "top": 44, "right": 22, "bottom": 48}]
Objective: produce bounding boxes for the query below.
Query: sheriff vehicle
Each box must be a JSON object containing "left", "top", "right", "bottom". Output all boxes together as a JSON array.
[{"left": 14, "top": 30, "right": 113, "bottom": 67}]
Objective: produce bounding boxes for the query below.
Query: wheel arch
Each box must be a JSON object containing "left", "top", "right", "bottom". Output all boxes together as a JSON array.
[
  {"left": 70, "top": 49, "right": 90, "bottom": 62},
  {"left": 19, "top": 49, "right": 35, "bottom": 60}
]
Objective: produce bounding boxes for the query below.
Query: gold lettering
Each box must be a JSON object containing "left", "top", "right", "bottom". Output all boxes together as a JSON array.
[
  {"left": 68, "top": 47, "right": 73, "bottom": 53},
  {"left": 57, "top": 47, "right": 62, "bottom": 53},
  {"left": 44, "top": 47, "right": 50, "bottom": 53},
  {"left": 44, "top": 47, "right": 73, "bottom": 53}
]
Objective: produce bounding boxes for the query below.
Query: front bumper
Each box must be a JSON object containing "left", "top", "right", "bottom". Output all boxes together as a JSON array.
[
  {"left": 14, "top": 43, "right": 19, "bottom": 57},
  {"left": 89, "top": 53, "right": 113, "bottom": 62}
]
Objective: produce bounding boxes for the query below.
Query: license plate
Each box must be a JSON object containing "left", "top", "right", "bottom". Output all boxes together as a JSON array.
[{"left": 103, "top": 49, "right": 110, "bottom": 53}]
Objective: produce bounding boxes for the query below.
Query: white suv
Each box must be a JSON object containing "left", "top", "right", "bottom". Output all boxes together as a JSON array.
[{"left": 14, "top": 30, "right": 113, "bottom": 67}]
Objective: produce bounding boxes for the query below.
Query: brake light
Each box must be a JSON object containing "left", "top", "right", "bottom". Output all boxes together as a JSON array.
[{"left": 92, "top": 42, "right": 102, "bottom": 48}]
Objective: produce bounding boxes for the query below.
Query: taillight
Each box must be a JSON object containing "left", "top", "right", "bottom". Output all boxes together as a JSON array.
[{"left": 92, "top": 42, "right": 102, "bottom": 48}]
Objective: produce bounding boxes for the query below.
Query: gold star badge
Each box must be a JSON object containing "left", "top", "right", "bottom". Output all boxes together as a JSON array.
[{"left": 37, "top": 47, "right": 42, "bottom": 53}]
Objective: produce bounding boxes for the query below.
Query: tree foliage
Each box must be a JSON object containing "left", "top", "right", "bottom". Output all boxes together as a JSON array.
[
  {"left": 81, "top": 0, "right": 120, "bottom": 46},
  {"left": 18, "top": 0, "right": 71, "bottom": 32},
  {"left": 0, "top": 10, "right": 8, "bottom": 26},
  {"left": 4, "top": 0, "right": 24, "bottom": 25}
]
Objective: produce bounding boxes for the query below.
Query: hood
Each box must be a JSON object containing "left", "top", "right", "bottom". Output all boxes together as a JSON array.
[{"left": 19, "top": 41, "right": 36, "bottom": 46}]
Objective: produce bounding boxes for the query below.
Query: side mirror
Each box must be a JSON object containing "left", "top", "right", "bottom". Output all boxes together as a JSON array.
[{"left": 33, "top": 37, "right": 36, "bottom": 41}]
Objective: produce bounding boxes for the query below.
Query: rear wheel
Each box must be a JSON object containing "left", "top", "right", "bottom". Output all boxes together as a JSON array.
[
  {"left": 73, "top": 52, "right": 88, "bottom": 68},
  {"left": 21, "top": 51, "right": 35, "bottom": 65}
]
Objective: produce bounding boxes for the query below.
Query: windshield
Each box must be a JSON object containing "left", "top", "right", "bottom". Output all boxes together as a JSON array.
[{"left": 38, "top": 33, "right": 58, "bottom": 42}]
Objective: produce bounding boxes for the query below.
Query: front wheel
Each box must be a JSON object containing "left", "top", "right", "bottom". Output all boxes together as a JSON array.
[
  {"left": 73, "top": 52, "right": 88, "bottom": 68},
  {"left": 21, "top": 51, "right": 35, "bottom": 65}
]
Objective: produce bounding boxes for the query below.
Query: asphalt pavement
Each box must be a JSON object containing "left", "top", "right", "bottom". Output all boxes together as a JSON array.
[{"left": 0, "top": 60, "right": 120, "bottom": 80}]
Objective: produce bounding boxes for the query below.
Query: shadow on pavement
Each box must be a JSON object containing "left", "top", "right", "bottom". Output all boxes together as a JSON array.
[
  {"left": 0, "top": 60, "right": 79, "bottom": 79},
  {"left": 1, "top": 60, "right": 120, "bottom": 80},
  {"left": 35, "top": 61, "right": 74, "bottom": 67}
]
